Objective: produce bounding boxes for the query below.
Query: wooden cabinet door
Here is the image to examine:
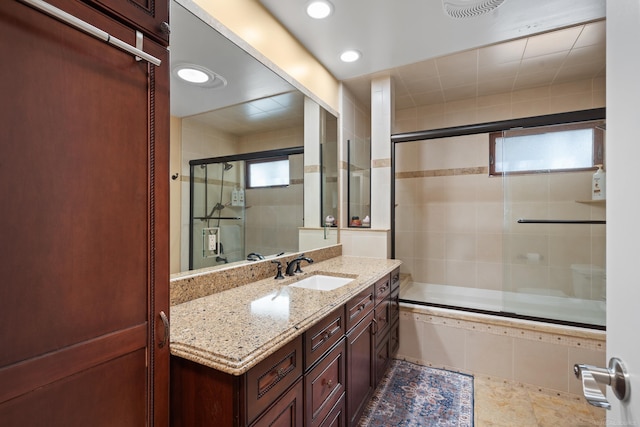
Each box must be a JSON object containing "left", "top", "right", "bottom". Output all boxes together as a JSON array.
[
  {"left": 0, "top": 1, "right": 169, "bottom": 425},
  {"left": 345, "top": 311, "right": 375, "bottom": 427},
  {"left": 85, "top": 0, "right": 169, "bottom": 43},
  {"left": 250, "top": 380, "right": 304, "bottom": 427}
]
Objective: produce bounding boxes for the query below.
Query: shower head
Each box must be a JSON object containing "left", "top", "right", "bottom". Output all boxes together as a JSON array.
[{"left": 223, "top": 162, "right": 233, "bottom": 171}]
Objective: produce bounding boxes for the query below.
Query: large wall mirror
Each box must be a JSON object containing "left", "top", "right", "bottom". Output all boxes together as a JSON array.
[{"left": 170, "top": 0, "right": 338, "bottom": 273}]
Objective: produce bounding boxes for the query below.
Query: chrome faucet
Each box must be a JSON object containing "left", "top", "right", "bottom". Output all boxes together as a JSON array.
[{"left": 285, "top": 254, "right": 314, "bottom": 276}]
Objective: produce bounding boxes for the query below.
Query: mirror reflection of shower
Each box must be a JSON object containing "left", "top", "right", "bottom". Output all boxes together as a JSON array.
[{"left": 188, "top": 147, "right": 304, "bottom": 271}]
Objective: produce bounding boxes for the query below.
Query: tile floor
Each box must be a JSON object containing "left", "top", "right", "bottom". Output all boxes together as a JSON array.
[{"left": 474, "top": 376, "right": 606, "bottom": 426}]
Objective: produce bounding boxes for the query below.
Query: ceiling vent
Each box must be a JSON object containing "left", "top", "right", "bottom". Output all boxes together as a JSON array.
[{"left": 443, "top": 0, "right": 506, "bottom": 18}]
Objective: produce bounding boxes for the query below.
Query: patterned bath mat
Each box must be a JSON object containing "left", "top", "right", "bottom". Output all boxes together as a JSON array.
[{"left": 358, "top": 359, "right": 474, "bottom": 427}]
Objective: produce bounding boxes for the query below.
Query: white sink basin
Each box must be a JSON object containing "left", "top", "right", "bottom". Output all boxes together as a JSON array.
[{"left": 288, "top": 275, "right": 354, "bottom": 291}]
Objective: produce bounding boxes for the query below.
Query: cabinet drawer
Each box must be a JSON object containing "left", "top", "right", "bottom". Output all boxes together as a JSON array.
[
  {"left": 390, "top": 267, "right": 401, "bottom": 292},
  {"left": 250, "top": 378, "right": 304, "bottom": 427},
  {"left": 373, "top": 274, "right": 391, "bottom": 307},
  {"left": 305, "top": 306, "right": 345, "bottom": 370},
  {"left": 345, "top": 285, "right": 374, "bottom": 332},
  {"left": 246, "top": 336, "right": 303, "bottom": 424},
  {"left": 305, "top": 338, "right": 346, "bottom": 427}
]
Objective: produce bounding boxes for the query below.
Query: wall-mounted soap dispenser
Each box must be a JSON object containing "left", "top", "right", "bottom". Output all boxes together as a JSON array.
[{"left": 592, "top": 164, "right": 606, "bottom": 200}]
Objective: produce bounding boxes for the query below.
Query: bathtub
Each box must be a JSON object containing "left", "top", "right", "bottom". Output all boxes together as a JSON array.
[{"left": 400, "top": 281, "right": 605, "bottom": 328}]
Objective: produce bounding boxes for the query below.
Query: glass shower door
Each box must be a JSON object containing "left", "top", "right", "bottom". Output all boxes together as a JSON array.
[
  {"left": 499, "top": 123, "right": 606, "bottom": 327},
  {"left": 189, "top": 161, "right": 245, "bottom": 270}
]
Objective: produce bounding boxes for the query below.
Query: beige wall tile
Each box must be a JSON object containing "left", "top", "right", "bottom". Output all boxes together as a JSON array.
[
  {"left": 446, "top": 233, "right": 478, "bottom": 261},
  {"left": 398, "top": 312, "right": 424, "bottom": 359},
  {"left": 419, "top": 322, "right": 467, "bottom": 368},
  {"left": 476, "top": 262, "right": 503, "bottom": 290},
  {"left": 513, "top": 338, "right": 569, "bottom": 391},
  {"left": 413, "top": 259, "right": 445, "bottom": 284},
  {"left": 445, "top": 203, "right": 477, "bottom": 233},
  {"left": 477, "top": 233, "right": 503, "bottom": 263},
  {"left": 446, "top": 260, "right": 477, "bottom": 287},
  {"left": 466, "top": 331, "right": 514, "bottom": 378}
]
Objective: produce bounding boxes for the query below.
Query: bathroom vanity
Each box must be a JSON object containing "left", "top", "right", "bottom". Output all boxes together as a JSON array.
[{"left": 169, "top": 254, "right": 400, "bottom": 427}]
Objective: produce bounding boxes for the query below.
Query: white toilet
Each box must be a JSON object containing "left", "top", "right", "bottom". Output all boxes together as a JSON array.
[{"left": 571, "top": 264, "right": 606, "bottom": 300}]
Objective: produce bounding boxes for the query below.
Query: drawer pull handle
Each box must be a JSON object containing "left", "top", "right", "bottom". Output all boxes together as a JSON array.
[
  {"left": 322, "top": 379, "right": 334, "bottom": 388},
  {"left": 323, "top": 331, "right": 331, "bottom": 341},
  {"left": 277, "top": 367, "right": 285, "bottom": 379}
]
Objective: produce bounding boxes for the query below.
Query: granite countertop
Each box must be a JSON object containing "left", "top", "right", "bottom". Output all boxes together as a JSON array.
[{"left": 169, "top": 255, "right": 401, "bottom": 375}]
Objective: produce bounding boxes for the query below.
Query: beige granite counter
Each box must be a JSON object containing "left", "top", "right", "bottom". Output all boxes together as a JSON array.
[{"left": 170, "top": 255, "right": 401, "bottom": 375}]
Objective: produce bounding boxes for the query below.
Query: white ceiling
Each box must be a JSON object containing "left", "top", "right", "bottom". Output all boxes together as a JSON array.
[
  {"left": 170, "top": 0, "right": 606, "bottom": 135},
  {"left": 258, "top": 0, "right": 605, "bottom": 81}
]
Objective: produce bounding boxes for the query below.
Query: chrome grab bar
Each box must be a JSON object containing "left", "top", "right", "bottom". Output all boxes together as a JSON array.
[
  {"left": 573, "top": 357, "right": 629, "bottom": 409},
  {"left": 17, "top": 0, "right": 162, "bottom": 66}
]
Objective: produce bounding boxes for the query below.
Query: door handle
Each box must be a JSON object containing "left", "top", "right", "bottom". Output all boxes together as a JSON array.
[
  {"left": 573, "top": 357, "right": 629, "bottom": 409},
  {"left": 158, "top": 311, "right": 169, "bottom": 348}
]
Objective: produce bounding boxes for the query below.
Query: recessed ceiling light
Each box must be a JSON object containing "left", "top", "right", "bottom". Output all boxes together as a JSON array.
[
  {"left": 173, "top": 64, "right": 227, "bottom": 88},
  {"left": 306, "top": 0, "right": 333, "bottom": 19},
  {"left": 340, "top": 50, "right": 361, "bottom": 63},
  {"left": 177, "top": 67, "right": 210, "bottom": 83}
]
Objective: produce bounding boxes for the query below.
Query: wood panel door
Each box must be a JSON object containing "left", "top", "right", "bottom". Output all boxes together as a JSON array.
[
  {"left": 86, "top": 0, "right": 169, "bottom": 43},
  {"left": 0, "top": 0, "right": 169, "bottom": 425}
]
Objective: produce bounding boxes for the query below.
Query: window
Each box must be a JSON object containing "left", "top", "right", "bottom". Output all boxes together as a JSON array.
[
  {"left": 246, "top": 157, "right": 290, "bottom": 188},
  {"left": 489, "top": 122, "right": 604, "bottom": 175}
]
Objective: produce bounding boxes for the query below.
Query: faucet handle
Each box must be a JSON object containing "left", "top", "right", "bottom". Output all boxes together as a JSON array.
[{"left": 271, "top": 260, "right": 284, "bottom": 280}]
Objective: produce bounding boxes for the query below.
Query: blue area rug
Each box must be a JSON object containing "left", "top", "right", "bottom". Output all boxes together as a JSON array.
[{"left": 358, "top": 360, "right": 474, "bottom": 427}]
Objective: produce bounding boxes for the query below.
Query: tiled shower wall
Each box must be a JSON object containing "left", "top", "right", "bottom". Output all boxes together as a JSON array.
[{"left": 394, "top": 77, "right": 606, "bottom": 298}]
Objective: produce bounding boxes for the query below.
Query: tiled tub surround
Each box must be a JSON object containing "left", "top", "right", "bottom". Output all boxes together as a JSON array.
[
  {"left": 170, "top": 248, "right": 401, "bottom": 375},
  {"left": 397, "top": 282, "right": 605, "bottom": 398}
]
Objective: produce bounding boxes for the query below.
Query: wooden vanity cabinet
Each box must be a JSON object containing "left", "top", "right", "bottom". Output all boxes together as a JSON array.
[{"left": 170, "top": 271, "right": 400, "bottom": 427}]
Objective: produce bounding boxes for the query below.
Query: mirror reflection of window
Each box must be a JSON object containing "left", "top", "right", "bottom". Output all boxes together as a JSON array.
[{"left": 247, "top": 157, "right": 290, "bottom": 188}]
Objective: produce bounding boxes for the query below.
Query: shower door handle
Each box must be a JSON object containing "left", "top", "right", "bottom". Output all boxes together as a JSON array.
[{"left": 573, "top": 357, "right": 629, "bottom": 409}]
